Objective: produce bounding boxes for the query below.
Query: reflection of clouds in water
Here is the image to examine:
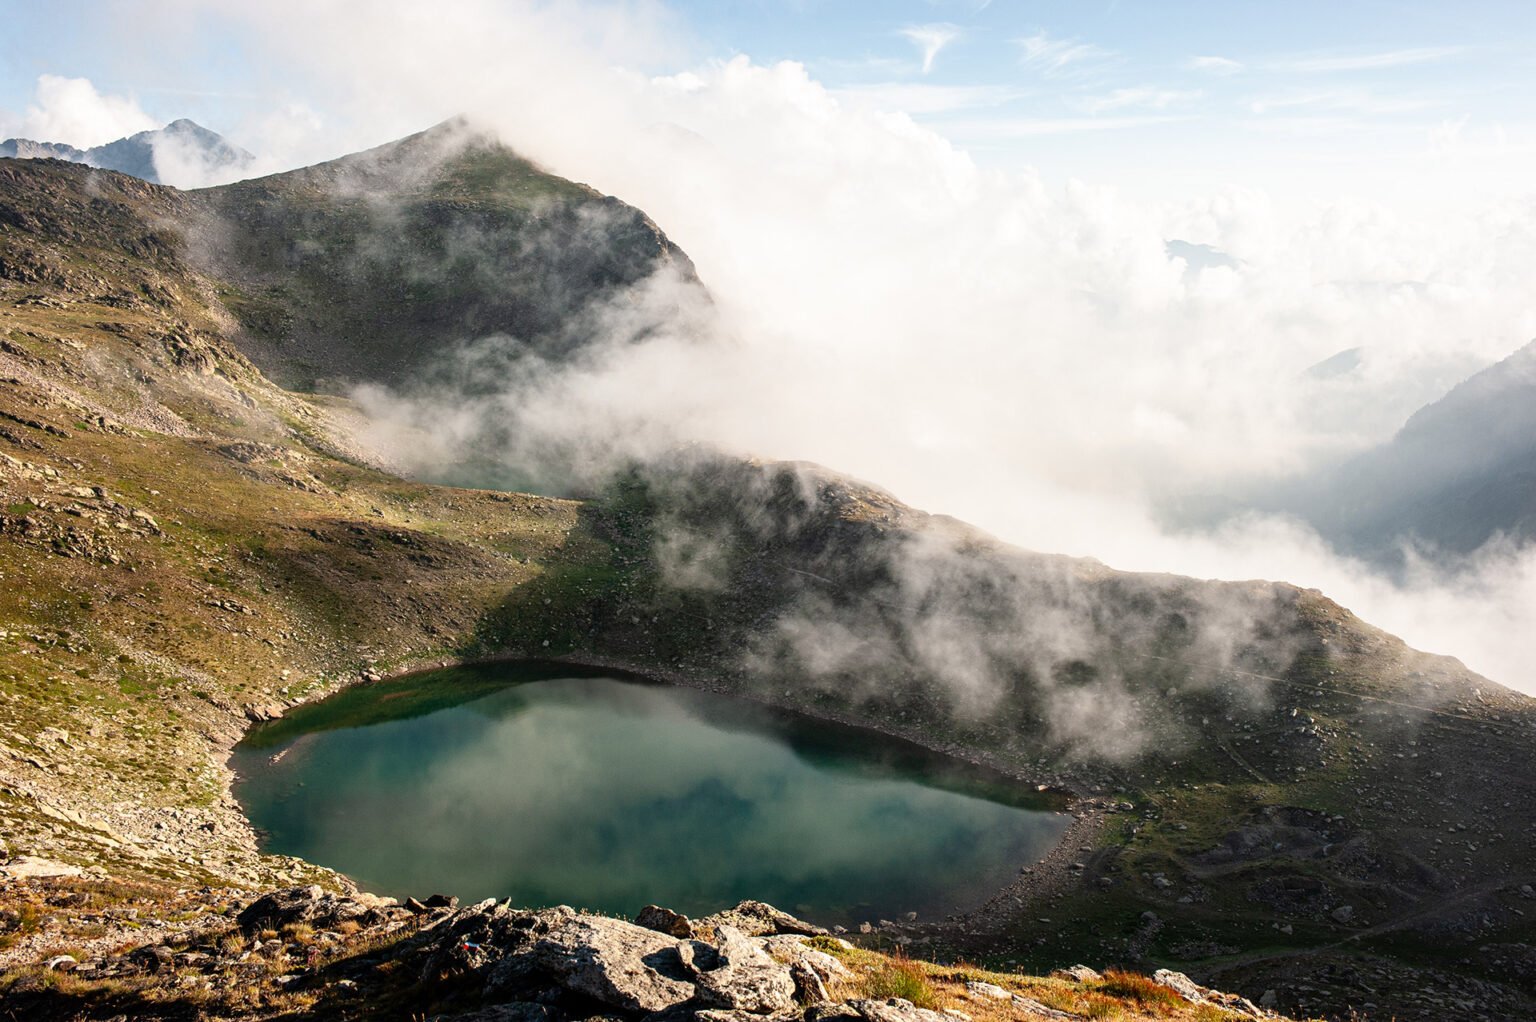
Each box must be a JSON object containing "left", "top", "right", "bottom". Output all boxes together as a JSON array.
[{"left": 259, "top": 679, "right": 1062, "bottom": 918}]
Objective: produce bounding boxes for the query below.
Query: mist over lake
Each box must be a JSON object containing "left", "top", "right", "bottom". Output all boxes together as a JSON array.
[{"left": 233, "top": 667, "right": 1067, "bottom": 925}]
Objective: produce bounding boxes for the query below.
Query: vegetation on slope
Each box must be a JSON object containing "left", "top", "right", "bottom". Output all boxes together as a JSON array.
[
  {"left": 2, "top": 148, "right": 1535, "bottom": 1021},
  {"left": 187, "top": 118, "right": 704, "bottom": 391}
]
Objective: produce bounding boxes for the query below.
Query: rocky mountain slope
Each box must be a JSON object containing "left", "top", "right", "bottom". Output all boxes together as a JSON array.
[
  {"left": 0, "top": 141, "right": 1534, "bottom": 1021},
  {"left": 1255, "top": 339, "right": 1536, "bottom": 569},
  {"left": 185, "top": 118, "right": 705, "bottom": 391},
  {"left": 2, "top": 883, "right": 1282, "bottom": 1022},
  {"left": 1, "top": 118, "right": 252, "bottom": 185}
]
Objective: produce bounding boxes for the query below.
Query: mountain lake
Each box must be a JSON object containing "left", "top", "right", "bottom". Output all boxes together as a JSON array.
[{"left": 231, "top": 663, "right": 1068, "bottom": 927}]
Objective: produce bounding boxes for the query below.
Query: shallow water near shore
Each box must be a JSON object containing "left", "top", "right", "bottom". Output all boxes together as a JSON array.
[{"left": 232, "top": 663, "right": 1067, "bottom": 926}]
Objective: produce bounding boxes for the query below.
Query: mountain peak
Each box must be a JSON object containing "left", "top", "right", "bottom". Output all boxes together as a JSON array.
[{"left": 0, "top": 118, "right": 252, "bottom": 186}]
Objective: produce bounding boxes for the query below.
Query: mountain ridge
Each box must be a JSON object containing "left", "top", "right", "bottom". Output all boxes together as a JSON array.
[
  {"left": 185, "top": 118, "right": 704, "bottom": 391},
  {"left": 0, "top": 137, "right": 1533, "bottom": 1021},
  {"left": 0, "top": 117, "right": 252, "bottom": 185},
  {"left": 1260, "top": 338, "right": 1536, "bottom": 567}
]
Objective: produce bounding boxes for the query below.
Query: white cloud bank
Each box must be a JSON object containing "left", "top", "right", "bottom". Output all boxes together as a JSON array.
[
  {"left": 2, "top": 74, "right": 157, "bottom": 148},
  {"left": 116, "top": 2, "right": 1536, "bottom": 692}
]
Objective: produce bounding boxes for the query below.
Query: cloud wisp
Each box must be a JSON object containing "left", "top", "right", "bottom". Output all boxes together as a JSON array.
[
  {"left": 900, "top": 23, "right": 961, "bottom": 74},
  {"left": 1187, "top": 55, "right": 1244, "bottom": 76},
  {"left": 1266, "top": 46, "right": 1467, "bottom": 74},
  {"left": 1015, "top": 31, "right": 1114, "bottom": 77}
]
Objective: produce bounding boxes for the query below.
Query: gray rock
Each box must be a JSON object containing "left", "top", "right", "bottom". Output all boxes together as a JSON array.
[
  {"left": 698, "top": 900, "right": 827, "bottom": 938},
  {"left": 0, "top": 856, "right": 83, "bottom": 879},
  {"left": 531, "top": 912, "right": 696, "bottom": 1013},
  {"left": 846, "top": 998, "right": 950, "bottom": 1022},
  {"left": 686, "top": 925, "right": 797, "bottom": 1015},
  {"left": 760, "top": 935, "right": 851, "bottom": 982},
  {"left": 246, "top": 702, "right": 285, "bottom": 722},
  {"left": 791, "top": 960, "right": 830, "bottom": 1004},
  {"left": 1152, "top": 969, "right": 1207, "bottom": 1003},
  {"left": 694, "top": 1012, "right": 800, "bottom": 1022},
  {"left": 1050, "top": 965, "right": 1102, "bottom": 983},
  {"left": 237, "top": 886, "right": 396, "bottom": 934},
  {"left": 1151, "top": 970, "right": 1265, "bottom": 1019},
  {"left": 1331, "top": 904, "right": 1355, "bottom": 923},
  {"left": 964, "top": 981, "right": 1011, "bottom": 1000},
  {"left": 637, "top": 904, "right": 695, "bottom": 938},
  {"left": 807, "top": 1006, "right": 862, "bottom": 1022},
  {"left": 1010, "top": 998, "right": 1074, "bottom": 1021},
  {"left": 446, "top": 1003, "right": 552, "bottom": 1022},
  {"left": 124, "top": 944, "right": 176, "bottom": 975}
]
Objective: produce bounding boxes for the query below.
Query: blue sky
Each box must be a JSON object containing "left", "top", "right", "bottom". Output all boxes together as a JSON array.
[
  {"left": 660, "top": 1, "right": 1536, "bottom": 194},
  {"left": 3, "top": 0, "right": 1536, "bottom": 201},
  {"left": 1, "top": 0, "right": 1534, "bottom": 203}
]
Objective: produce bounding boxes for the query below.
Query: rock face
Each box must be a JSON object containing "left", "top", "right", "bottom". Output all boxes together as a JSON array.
[
  {"left": 686, "top": 925, "right": 799, "bottom": 1014},
  {"left": 6, "top": 887, "right": 1311, "bottom": 1022},
  {"left": 0, "top": 856, "right": 84, "bottom": 879},
  {"left": 810, "top": 1000, "right": 949, "bottom": 1022},
  {"left": 698, "top": 900, "right": 830, "bottom": 939},
  {"left": 531, "top": 910, "right": 698, "bottom": 1013},
  {"left": 350, "top": 898, "right": 835, "bottom": 1020},
  {"left": 1152, "top": 969, "right": 1266, "bottom": 1019},
  {"left": 235, "top": 884, "right": 400, "bottom": 933},
  {"left": 637, "top": 904, "right": 696, "bottom": 938}
]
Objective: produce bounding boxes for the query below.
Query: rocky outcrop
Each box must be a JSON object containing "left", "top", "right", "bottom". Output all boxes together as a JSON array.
[
  {"left": 1153, "top": 969, "right": 1266, "bottom": 1019},
  {"left": 23, "top": 894, "right": 841, "bottom": 1020},
  {"left": 236, "top": 883, "right": 403, "bottom": 933},
  {"left": 3, "top": 885, "right": 1313, "bottom": 1022},
  {"left": 637, "top": 904, "right": 696, "bottom": 938},
  {"left": 809, "top": 1000, "right": 948, "bottom": 1022},
  {"left": 530, "top": 909, "right": 698, "bottom": 1013},
  {"left": 414, "top": 898, "right": 839, "bottom": 1021},
  {"left": 697, "top": 901, "right": 829, "bottom": 939},
  {"left": 686, "top": 925, "right": 799, "bottom": 1015}
]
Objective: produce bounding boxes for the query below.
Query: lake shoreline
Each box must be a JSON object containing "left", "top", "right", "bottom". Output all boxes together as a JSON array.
[{"left": 228, "top": 647, "right": 1106, "bottom": 949}]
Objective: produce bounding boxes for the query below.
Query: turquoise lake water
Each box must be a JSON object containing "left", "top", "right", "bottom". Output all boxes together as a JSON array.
[{"left": 231, "top": 664, "right": 1066, "bottom": 926}]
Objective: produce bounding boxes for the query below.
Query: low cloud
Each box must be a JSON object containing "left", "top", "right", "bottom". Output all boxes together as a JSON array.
[
  {"left": 4, "top": 74, "right": 157, "bottom": 148},
  {"left": 113, "top": 2, "right": 1536, "bottom": 697}
]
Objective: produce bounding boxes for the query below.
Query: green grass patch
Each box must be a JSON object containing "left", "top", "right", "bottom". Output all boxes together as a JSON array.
[{"left": 860, "top": 954, "right": 939, "bottom": 1009}]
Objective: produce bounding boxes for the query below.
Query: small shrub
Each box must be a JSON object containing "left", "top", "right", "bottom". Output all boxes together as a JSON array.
[
  {"left": 861, "top": 954, "right": 939, "bottom": 1010},
  {"left": 1082, "top": 994, "right": 1125, "bottom": 1019},
  {"left": 942, "top": 961, "right": 987, "bottom": 985},
  {"left": 1097, "top": 970, "right": 1182, "bottom": 1010},
  {"left": 805, "top": 935, "right": 849, "bottom": 956},
  {"left": 281, "top": 922, "right": 314, "bottom": 944}
]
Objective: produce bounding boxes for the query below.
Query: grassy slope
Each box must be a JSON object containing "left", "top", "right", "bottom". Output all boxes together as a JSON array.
[
  {"left": 1, "top": 153, "right": 1534, "bottom": 1020},
  {"left": 185, "top": 119, "right": 700, "bottom": 391}
]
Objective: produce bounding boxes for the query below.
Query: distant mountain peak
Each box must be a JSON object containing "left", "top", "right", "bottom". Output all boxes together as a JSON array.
[{"left": 0, "top": 118, "right": 253, "bottom": 186}]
